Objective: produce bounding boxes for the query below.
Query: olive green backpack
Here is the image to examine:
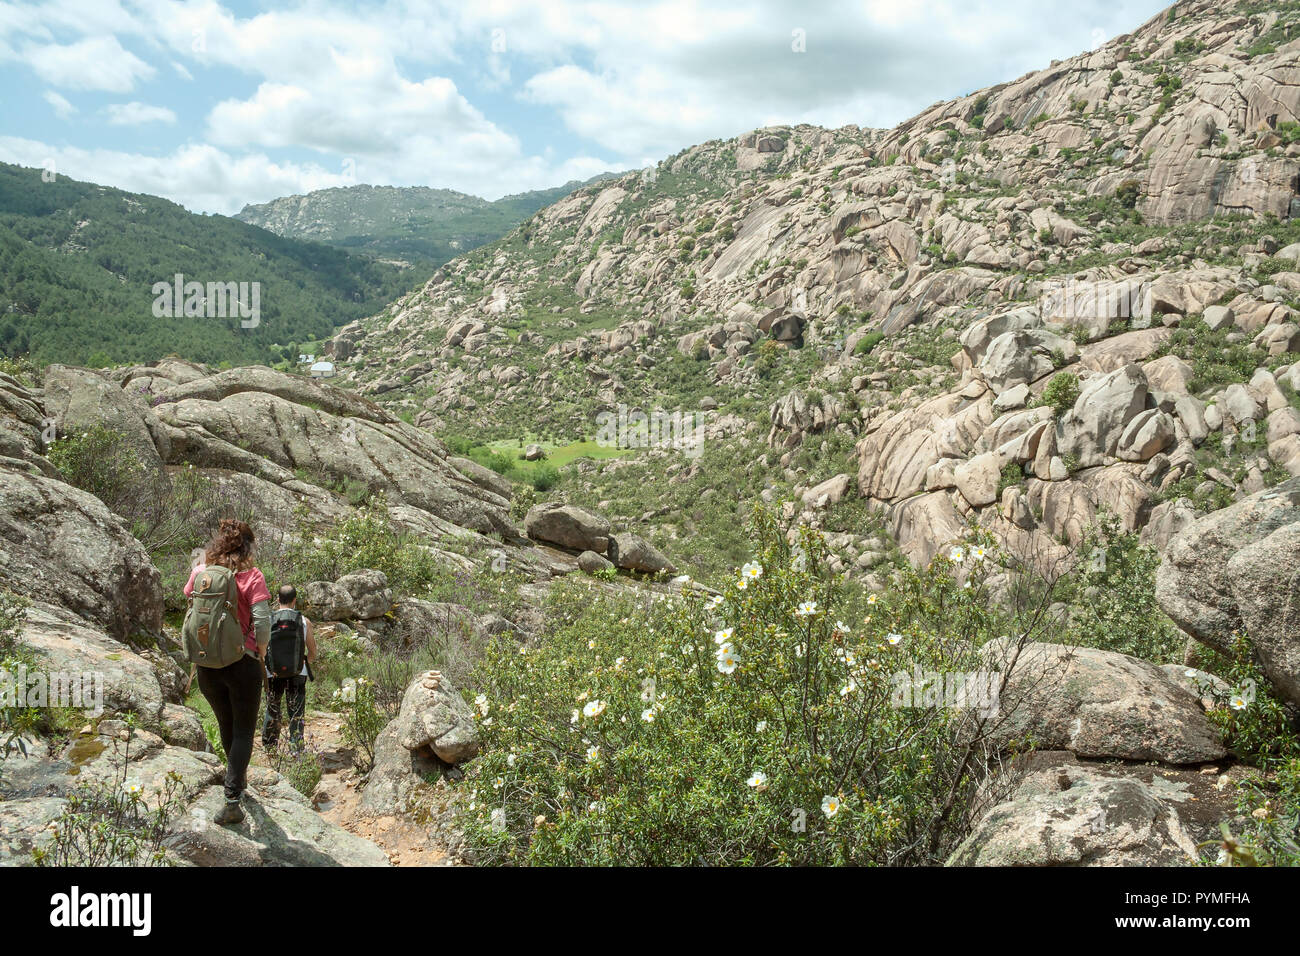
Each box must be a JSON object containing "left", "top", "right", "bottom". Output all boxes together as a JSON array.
[{"left": 183, "top": 565, "right": 247, "bottom": 668}]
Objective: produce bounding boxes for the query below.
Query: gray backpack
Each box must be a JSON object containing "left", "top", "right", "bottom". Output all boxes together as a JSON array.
[{"left": 182, "top": 565, "right": 247, "bottom": 668}]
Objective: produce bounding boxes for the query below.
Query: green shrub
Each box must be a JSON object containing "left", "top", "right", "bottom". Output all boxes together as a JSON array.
[
  {"left": 854, "top": 331, "right": 885, "bottom": 355},
  {"left": 335, "top": 677, "right": 386, "bottom": 774},
  {"left": 1201, "top": 634, "right": 1300, "bottom": 773},
  {"left": 266, "top": 743, "right": 324, "bottom": 798},
  {"left": 456, "top": 508, "right": 1036, "bottom": 866},
  {"left": 280, "top": 496, "right": 444, "bottom": 596},
  {"left": 1036, "top": 372, "right": 1080, "bottom": 413},
  {"left": 529, "top": 464, "right": 560, "bottom": 492},
  {"left": 1060, "top": 512, "right": 1185, "bottom": 663}
]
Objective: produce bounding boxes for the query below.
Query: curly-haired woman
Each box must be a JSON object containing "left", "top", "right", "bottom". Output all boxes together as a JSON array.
[{"left": 183, "top": 519, "right": 271, "bottom": 825}]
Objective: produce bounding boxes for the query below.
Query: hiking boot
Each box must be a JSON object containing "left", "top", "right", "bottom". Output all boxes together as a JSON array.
[{"left": 215, "top": 799, "right": 245, "bottom": 826}]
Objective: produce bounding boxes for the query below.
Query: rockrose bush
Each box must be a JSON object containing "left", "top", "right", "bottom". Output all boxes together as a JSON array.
[{"left": 457, "top": 507, "right": 1036, "bottom": 865}]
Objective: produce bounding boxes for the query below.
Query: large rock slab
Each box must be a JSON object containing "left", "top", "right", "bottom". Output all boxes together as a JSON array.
[
  {"left": 524, "top": 502, "right": 611, "bottom": 552},
  {"left": 947, "top": 763, "right": 1199, "bottom": 866},
  {"left": 1156, "top": 478, "right": 1300, "bottom": 707},
  {"left": 19, "top": 602, "right": 170, "bottom": 730},
  {"left": 43, "top": 365, "right": 169, "bottom": 473},
  {"left": 156, "top": 388, "right": 511, "bottom": 536},
  {"left": 986, "top": 640, "right": 1225, "bottom": 764},
  {"left": 167, "top": 770, "right": 390, "bottom": 866},
  {"left": 0, "top": 468, "right": 164, "bottom": 642}
]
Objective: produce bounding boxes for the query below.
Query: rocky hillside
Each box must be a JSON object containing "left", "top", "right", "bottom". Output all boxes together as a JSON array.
[
  {"left": 4, "top": 0, "right": 1300, "bottom": 868},
  {"left": 235, "top": 177, "right": 620, "bottom": 269},
  {"left": 326, "top": 0, "right": 1300, "bottom": 579}
]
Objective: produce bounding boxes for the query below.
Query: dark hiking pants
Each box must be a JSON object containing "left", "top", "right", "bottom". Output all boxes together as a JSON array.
[
  {"left": 262, "top": 675, "right": 307, "bottom": 748},
  {"left": 196, "top": 653, "right": 263, "bottom": 801}
]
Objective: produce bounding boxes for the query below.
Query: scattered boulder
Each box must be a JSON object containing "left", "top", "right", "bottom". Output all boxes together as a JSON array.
[
  {"left": 524, "top": 502, "right": 611, "bottom": 553},
  {"left": 578, "top": 550, "right": 615, "bottom": 574},
  {"left": 302, "top": 570, "right": 393, "bottom": 621},
  {"left": 394, "top": 670, "right": 480, "bottom": 765},
  {"left": 607, "top": 532, "right": 676, "bottom": 574},
  {"left": 986, "top": 640, "right": 1226, "bottom": 764}
]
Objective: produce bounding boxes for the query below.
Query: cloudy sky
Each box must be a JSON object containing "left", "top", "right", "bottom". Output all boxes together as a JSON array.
[{"left": 0, "top": 0, "right": 1170, "bottom": 215}]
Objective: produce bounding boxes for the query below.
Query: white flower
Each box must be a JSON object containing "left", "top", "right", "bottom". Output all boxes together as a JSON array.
[
  {"left": 490, "top": 808, "right": 506, "bottom": 830},
  {"left": 716, "top": 647, "right": 740, "bottom": 674},
  {"left": 867, "top": 594, "right": 878, "bottom": 605},
  {"left": 614, "top": 657, "right": 627, "bottom": 671},
  {"left": 586, "top": 746, "right": 600, "bottom": 763},
  {"left": 971, "top": 545, "right": 987, "bottom": 562},
  {"left": 570, "top": 709, "right": 580, "bottom": 725},
  {"left": 840, "top": 680, "right": 857, "bottom": 696},
  {"left": 493, "top": 776, "right": 504, "bottom": 789},
  {"left": 339, "top": 684, "right": 356, "bottom": 703},
  {"left": 949, "top": 546, "right": 966, "bottom": 563},
  {"left": 741, "top": 561, "right": 763, "bottom": 580},
  {"left": 821, "top": 794, "right": 842, "bottom": 818},
  {"left": 886, "top": 633, "right": 903, "bottom": 646},
  {"left": 833, "top": 620, "right": 851, "bottom": 634},
  {"left": 583, "top": 699, "right": 607, "bottom": 719},
  {"left": 1230, "top": 695, "right": 1248, "bottom": 711},
  {"left": 641, "top": 708, "right": 656, "bottom": 723},
  {"left": 736, "top": 578, "right": 748, "bottom": 591},
  {"left": 716, "top": 641, "right": 735, "bottom": 657},
  {"left": 714, "top": 627, "right": 734, "bottom": 645},
  {"left": 587, "top": 640, "right": 596, "bottom": 650},
  {"left": 475, "top": 693, "right": 489, "bottom": 716},
  {"left": 756, "top": 720, "right": 768, "bottom": 732},
  {"left": 708, "top": 595, "right": 724, "bottom": 609},
  {"left": 506, "top": 753, "right": 517, "bottom": 767},
  {"left": 795, "top": 600, "right": 819, "bottom": 617},
  {"left": 122, "top": 782, "right": 142, "bottom": 796},
  {"left": 746, "top": 771, "right": 769, "bottom": 792}
]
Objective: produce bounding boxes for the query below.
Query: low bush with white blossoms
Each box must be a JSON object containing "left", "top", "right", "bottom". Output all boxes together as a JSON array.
[{"left": 456, "top": 506, "right": 1037, "bottom": 866}]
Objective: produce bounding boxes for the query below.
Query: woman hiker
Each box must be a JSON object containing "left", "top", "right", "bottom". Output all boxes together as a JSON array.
[{"left": 184, "top": 519, "right": 272, "bottom": 825}]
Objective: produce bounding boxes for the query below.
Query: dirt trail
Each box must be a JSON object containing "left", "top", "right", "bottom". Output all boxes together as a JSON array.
[{"left": 251, "top": 710, "right": 465, "bottom": 867}]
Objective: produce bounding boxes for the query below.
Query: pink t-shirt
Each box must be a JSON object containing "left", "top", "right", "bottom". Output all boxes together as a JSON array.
[{"left": 184, "top": 564, "right": 272, "bottom": 653}]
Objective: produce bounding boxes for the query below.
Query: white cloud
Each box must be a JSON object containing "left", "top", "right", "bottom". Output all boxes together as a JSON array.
[
  {"left": 0, "top": 0, "right": 1171, "bottom": 211},
  {"left": 105, "top": 101, "right": 178, "bottom": 126},
  {"left": 0, "top": 136, "right": 353, "bottom": 214},
  {"left": 19, "top": 35, "right": 154, "bottom": 92},
  {"left": 42, "top": 90, "right": 76, "bottom": 118}
]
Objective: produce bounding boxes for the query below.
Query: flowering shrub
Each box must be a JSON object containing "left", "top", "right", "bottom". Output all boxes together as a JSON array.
[
  {"left": 1199, "top": 633, "right": 1299, "bottom": 773},
  {"left": 335, "top": 677, "right": 385, "bottom": 774},
  {"left": 32, "top": 717, "right": 186, "bottom": 867},
  {"left": 457, "top": 508, "right": 1032, "bottom": 866}
]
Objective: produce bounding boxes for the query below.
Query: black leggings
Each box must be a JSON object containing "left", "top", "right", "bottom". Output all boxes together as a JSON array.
[
  {"left": 263, "top": 675, "right": 307, "bottom": 747},
  {"left": 196, "top": 653, "right": 264, "bottom": 800}
]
